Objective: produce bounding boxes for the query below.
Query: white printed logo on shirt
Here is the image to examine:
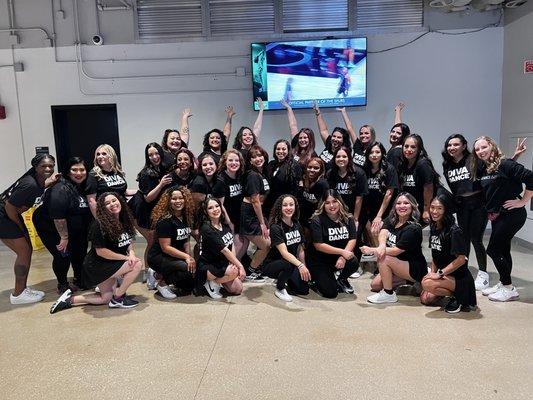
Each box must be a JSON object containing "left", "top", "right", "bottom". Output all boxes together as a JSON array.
[
  {"left": 367, "top": 177, "right": 380, "bottom": 190},
  {"left": 430, "top": 235, "right": 442, "bottom": 251},
  {"left": 176, "top": 227, "right": 191, "bottom": 241},
  {"left": 447, "top": 166, "right": 470, "bottom": 183},
  {"left": 403, "top": 174, "right": 415, "bottom": 187},
  {"left": 335, "top": 182, "right": 351, "bottom": 195},
  {"left": 386, "top": 232, "right": 397, "bottom": 247},
  {"left": 285, "top": 230, "right": 302, "bottom": 246},
  {"left": 222, "top": 231, "right": 234, "bottom": 247},
  {"left": 262, "top": 178, "right": 270, "bottom": 192},
  {"left": 118, "top": 232, "right": 132, "bottom": 247},
  {"left": 229, "top": 183, "right": 242, "bottom": 197},
  {"left": 328, "top": 226, "right": 348, "bottom": 241},
  {"left": 353, "top": 153, "right": 365, "bottom": 166},
  {"left": 103, "top": 174, "right": 126, "bottom": 187}
]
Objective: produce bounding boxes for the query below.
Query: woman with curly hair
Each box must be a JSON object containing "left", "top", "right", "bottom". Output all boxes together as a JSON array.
[
  {"left": 232, "top": 98, "right": 264, "bottom": 160},
  {"left": 198, "top": 197, "right": 245, "bottom": 300},
  {"left": 471, "top": 136, "right": 533, "bottom": 302},
  {"left": 146, "top": 186, "right": 196, "bottom": 299},
  {"left": 262, "top": 195, "right": 310, "bottom": 302},
  {"left": 160, "top": 108, "right": 192, "bottom": 167},
  {"left": 312, "top": 103, "right": 351, "bottom": 165},
  {"left": 307, "top": 190, "right": 359, "bottom": 298},
  {"left": 169, "top": 148, "right": 196, "bottom": 188},
  {"left": 198, "top": 106, "right": 235, "bottom": 166},
  {"left": 87, "top": 144, "right": 137, "bottom": 217},
  {"left": 298, "top": 157, "right": 329, "bottom": 231},
  {"left": 50, "top": 192, "right": 142, "bottom": 313},
  {"left": 363, "top": 192, "right": 427, "bottom": 304}
]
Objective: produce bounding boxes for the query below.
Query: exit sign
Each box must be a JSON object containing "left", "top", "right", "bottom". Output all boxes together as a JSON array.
[{"left": 525, "top": 60, "right": 533, "bottom": 74}]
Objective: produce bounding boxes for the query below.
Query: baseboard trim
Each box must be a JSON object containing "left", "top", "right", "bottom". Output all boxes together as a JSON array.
[{"left": 513, "top": 236, "right": 533, "bottom": 250}]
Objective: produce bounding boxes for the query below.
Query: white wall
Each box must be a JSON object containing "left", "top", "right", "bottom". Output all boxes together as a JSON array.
[{"left": 501, "top": 5, "right": 533, "bottom": 243}]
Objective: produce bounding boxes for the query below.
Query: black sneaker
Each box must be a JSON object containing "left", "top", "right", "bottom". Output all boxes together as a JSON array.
[
  {"left": 245, "top": 269, "right": 266, "bottom": 283},
  {"left": 444, "top": 297, "right": 461, "bottom": 314},
  {"left": 109, "top": 294, "right": 139, "bottom": 309},
  {"left": 50, "top": 289, "right": 73, "bottom": 314},
  {"left": 337, "top": 278, "right": 355, "bottom": 294}
]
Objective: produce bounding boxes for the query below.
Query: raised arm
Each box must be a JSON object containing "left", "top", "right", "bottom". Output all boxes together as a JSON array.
[
  {"left": 281, "top": 99, "right": 299, "bottom": 137},
  {"left": 313, "top": 101, "right": 329, "bottom": 145},
  {"left": 511, "top": 137, "right": 527, "bottom": 161},
  {"left": 252, "top": 98, "right": 264, "bottom": 139},
  {"left": 337, "top": 107, "right": 357, "bottom": 144},
  {"left": 394, "top": 102, "right": 405, "bottom": 125},
  {"left": 222, "top": 106, "right": 236, "bottom": 142},
  {"left": 180, "top": 108, "right": 193, "bottom": 146}
]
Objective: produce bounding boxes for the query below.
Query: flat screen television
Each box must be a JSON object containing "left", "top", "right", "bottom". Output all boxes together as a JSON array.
[{"left": 251, "top": 38, "right": 367, "bottom": 111}]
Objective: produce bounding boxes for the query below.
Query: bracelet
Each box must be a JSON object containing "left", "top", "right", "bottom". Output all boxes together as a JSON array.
[{"left": 297, "top": 263, "right": 304, "bottom": 270}]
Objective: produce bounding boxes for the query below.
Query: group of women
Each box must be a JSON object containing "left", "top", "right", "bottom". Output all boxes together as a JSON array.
[{"left": 0, "top": 101, "right": 531, "bottom": 315}]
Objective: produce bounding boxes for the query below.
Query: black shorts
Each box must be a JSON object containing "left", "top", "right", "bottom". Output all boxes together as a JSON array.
[
  {"left": 408, "top": 259, "right": 428, "bottom": 283},
  {"left": 0, "top": 215, "right": 27, "bottom": 239},
  {"left": 197, "top": 260, "right": 228, "bottom": 285},
  {"left": 239, "top": 202, "right": 261, "bottom": 236},
  {"left": 82, "top": 250, "right": 124, "bottom": 287}
]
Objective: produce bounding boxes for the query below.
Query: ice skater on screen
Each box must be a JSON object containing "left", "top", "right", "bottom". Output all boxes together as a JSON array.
[
  {"left": 335, "top": 67, "right": 351, "bottom": 98},
  {"left": 282, "top": 77, "right": 294, "bottom": 102}
]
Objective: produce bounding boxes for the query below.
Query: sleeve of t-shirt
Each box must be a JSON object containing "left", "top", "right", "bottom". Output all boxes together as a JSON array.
[
  {"left": 386, "top": 164, "right": 400, "bottom": 189},
  {"left": 501, "top": 159, "right": 533, "bottom": 190},
  {"left": 315, "top": 179, "right": 329, "bottom": 198},
  {"left": 8, "top": 177, "right": 39, "bottom": 208},
  {"left": 191, "top": 176, "right": 208, "bottom": 194},
  {"left": 85, "top": 172, "right": 98, "bottom": 195},
  {"left": 155, "top": 219, "right": 174, "bottom": 239},
  {"left": 49, "top": 184, "right": 71, "bottom": 220},
  {"left": 212, "top": 176, "right": 226, "bottom": 198},
  {"left": 245, "top": 172, "right": 262, "bottom": 196},
  {"left": 138, "top": 173, "right": 157, "bottom": 195},
  {"left": 395, "top": 224, "right": 422, "bottom": 251},
  {"left": 347, "top": 218, "right": 357, "bottom": 240},
  {"left": 449, "top": 225, "right": 467, "bottom": 256},
  {"left": 416, "top": 159, "right": 435, "bottom": 186},
  {"left": 269, "top": 224, "right": 285, "bottom": 247},
  {"left": 353, "top": 167, "right": 369, "bottom": 196},
  {"left": 310, "top": 216, "right": 325, "bottom": 244},
  {"left": 89, "top": 221, "right": 107, "bottom": 248}
]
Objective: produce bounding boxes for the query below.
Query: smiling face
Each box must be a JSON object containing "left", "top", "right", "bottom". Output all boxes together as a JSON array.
[
  {"left": 324, "top": 195, "right": 340, "bottom": 219},
  {"left": 68, "top": 163, "right": 87, "bottom": 184},
  {"left": 170, "top": 190, "right": 185, "bottom": 213},
  {"left": 104, "top": 194, "right": 121, "bottom": 216},
  {"left": 35, "top": 157, "right": 55, "bottom": 181},
  {"left": 474, "top": 138, "right": 492, "bottom": 162},
  {"left": 206, "top": 199, "right": 222, "bottom": 220},
  {"left": 275, "top": 142, "right": 289, "bottom": 162},
  {"left": 359, "top": 126, "right": 373, "bottom": 145},
  {"left": 331, "top": 131, "right": 344, "bottom": 150},
  {"left": 298, "top": 132, "right": 309, "bottom": 148},
  {"left": 368, "top": 145, "right": 383, "bottom": 165},
  {"left": 389, "top": 126, "right": 403, "bottom": 146},
  {"left": 281, "top": 196, "right": 295, "bottom": 219},
  {"left": 447, "top": 138, "right": 466, "bottom": 160},
  {"left": 242, "top": 129, "right": 254, "bottom": 147},
  {"left": 395, "top": 195, "right": 413, "bottom": 219},
  {"left": 208, "top": 131, "right": 221, "bottom": 150},
  {"left": 403, "top": 137, "right": 418, "bottom": 161},
  {"left": 147, "top": 146, "right": 161, "bottom": 167},
  {"left": 306, "top": 160, "right": 322, "bottom": 180},
  {"left": 176, "top": 152, "right": 191, "bottom": 172},
  {"left": 251, "top": 151, "right": 265, "bottom": 169},
  {"left": 167, "top": 131, "right": 181, "bottom": 153},
  {"left": 429, "top": 198, "right": 445, "bottom": 224},
  {"left": 95, "top": 147, "right": 111, "bottom": 169},
  {"left": 226, "top": 152, "right": 241, "bottom": 173},
  {"left": 334, "top": 149, "right": 349, "bottom": 170},
  {"left": 201, "top": 156, "right": 216, "bottom": 177}
]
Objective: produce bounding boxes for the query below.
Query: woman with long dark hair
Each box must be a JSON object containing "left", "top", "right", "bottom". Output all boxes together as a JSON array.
[
  {"left": 263, "top": 195, "right": 310, "bottom": 302},
  {"left": 0, "top": 154, "right": 60, "bottom": 304},
  {"left": 147, "top": 186, "right": 196, "bottom": 299},
  {"left": 160, "top": 108, "right": 192, "bottom": 167},
  {"left": 298, "top": 157, "right": 329, "bottom": 232},
  {"left": 386, "top": 103, "right": 410, "bottom": 170},
  {"left": 363, "top": 192, "right": 427, "bottom": 304},
  {"left": 232, "top": 98, "right": 264, "bottom": 160},
  {"left": 336, "top": 107, "right": 375, "bottom": 167},
  {"left": 282, "top": 99, "right": 318, "bottom": 166},
  {"left": 191, "top": 153, "right": 218, "bottom": 205},
  {"left": 50, "top": 192, "right": 142, "bottom": 313},
  {"left": 307, "top": 190, "right": 359, "bottom": 298},
  {"left": 472, "top": 136, "right": 533, "bottom": 302},
  {"left": 420, "top": 195, "right": 476, "bottom": 313},
  {"left": 169, "top": 148, "right": 196, "bottom": 188},
  {"left": 33, "top": 157, "right": 92, "bottom": 293},
  {"left": 198, "top": 197, "right": 245, "bottom": 300},
  {"left": 312, "top": 103, "right": 351, "bottom": 164},
  {"left": 198, "top": 106, "right": 235, "bottom": 166}
]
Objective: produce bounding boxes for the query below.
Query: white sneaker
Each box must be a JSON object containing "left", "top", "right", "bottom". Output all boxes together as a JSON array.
[
  {"left": 474, "top": 270, "right": 490, "bottom": 291},
  {"left": 361, "top": 254, "right": 377, "bottom": 262},
  {"left": 10, "top": 287, "right": 45, "bottom": 305},
  {"left": 204, "top": 280, "right": 222, "bottom": 299},
  {"left": 275, "top": 288, "right": 293, "bottom": 302},
  {"left": 157, "top": 284, "right": 177, "bottom": 299},
  {"left": 26, "top": 286, "right": 45, "bottom": 297},
  {"left": 146, "top": 268, "right": 157, "bottom": 290},
  {"left": 488, "top": 286, "right": 519, "bottom": 302},
  {"left": 367, "top": 290, "right": 398, "bottom": 304},
  {"left": 349, "top": 269, "right": 362, "bottom": 279},
  {"left": 482, "top": 282, "right": 502, "bottom": 296}
]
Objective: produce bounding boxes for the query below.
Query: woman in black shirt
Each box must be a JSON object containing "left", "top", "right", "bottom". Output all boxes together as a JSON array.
[
  {"left": 50, "top": 192, "right": 142, "bottom": 313},
  {"left": 307, "top": 190, "right": 359, "bottom": 298},
  {"left": 282, "top": 100, "right": 318, "bottom": 167},
  {"left": 232, "top": 98, "right": 264, "bottom": 160},
  {"left": 420, "top": 195, "right": 476, "bottom": 313},
  {"left": 298, "top": 157, "right": 329, "bottom": 232},
  {"left": 170, "top": 148, "right": 196, "bottom": 188},
  {"left": 313, "top": 103, "right": 351, "bottom": 164},
  {"left": 0, "top": 154, "right": 60, "bottom": 304},
  {"left": 363, "top": 192, "right": 427, "bottom": 304},
  {"left": 33, "top": 157, "right": 92, "bottom": 293},
  {"left": 386, "top": 103, "right": 410, "bottom": 171},
  {"left": 147, "top": 186, "right": 196, "bottom": 299},
  {"left": 198, "top": 197, "right": 245, "bottom": 299},
  {"left": 191, "top": 153, "right": 218, "bottom": 205},
  {"left": 160, "top": 108, "right": 192, "bottom": 167},
  {"left": 198, "top": 106, "right": 235, "bottom": 167},
  {"left": 263, "top": 195, "right": 311, "bottom": 302},
  {"left": 472, "top": 136, "right": 533, "bottom": 302}
]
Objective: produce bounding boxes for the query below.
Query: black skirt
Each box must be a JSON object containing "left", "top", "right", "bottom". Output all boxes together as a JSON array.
[
  {"left": 0, "top": 215, "right": 27, "bottom": 239},
  {"left": 82, "top": 249, "right": 124, "bottom": 287},
  {"left": 239, "top": 202, "right": 261, "bottom": 236},
  {"left": 408, "top": 259, "right": 428, "bottom": 283}
]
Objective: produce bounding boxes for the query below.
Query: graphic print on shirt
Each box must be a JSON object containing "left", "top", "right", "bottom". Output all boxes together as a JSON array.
[
  {"left": 429, "top": 234, "right": 442, "bottom": 251},
  {"left": 447, "top": 166, "right": 470, "bottom": 183},
  {"left": 320, "top": 150, "right": 333, "bottom": 163},
  {"left": 367, "top": 177, "right": 380, "bottom": 190},
  {"left": 78, "top": 196, "right": 88, "bottom": 208},
  {"left": 335, "top": 182, "right": 351, "bottom": 195},
  {"left": 222, "top": 231, "right": 234, "bottom": 247},
  {"left": 403, "top": 174, "right": 415, "bottom": 187},
  {"left": 328, "top": 226, "right": 349, "bottom": 241},
  {"left": 286, "top": 229, "right": 302, "bottom": 246},
  {"left": 118, "top": 232, "right": 132, "bottom": 248},
  {"left": 303, "top": 190, "right": 318, "bottom": 203},
  {"left": 386, "top": 232, "right": 397, "bottom": 247},
  {"left": 104, "top": 174, "right": 126, "bottom": 187},
  {"left": 353, "top": 153, "right": 365, "bottom": 167},
  {"left": 229, "top": 183, "right": 242, "bottom": 197},
  {"left": 176, "top": 227, "right": 191, "bottom": 241},
  {"left": 262, "top": 178, "right": 270, "bottom": 192}
]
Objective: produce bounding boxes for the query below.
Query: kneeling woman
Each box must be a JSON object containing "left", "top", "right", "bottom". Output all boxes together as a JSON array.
[
  {"left": 262, "top": 195, "right": 311, "bottom": 302},
  {"left": 307, "top": 190, "right": 359, "bottom": 298},
  {"left": 363, "top": 192, "right": 427, "bottom": 304},
  {"left": 420, "top": 195, "right": 476, "bottom": 313},
  {"left": 147, "top": 186, "right": 196, "bottom": 299},
  {"left": 198, "top": 198, "right": 246, "bottom": 300},
  {"left": 50, "top": 193, "right": 142, "bottom": 313}
]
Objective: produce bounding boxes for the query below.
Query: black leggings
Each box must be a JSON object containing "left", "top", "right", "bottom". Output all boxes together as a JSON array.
[
  {"left": 486, "top": 207, "right": 526, "bottom": 286},
  {"left": 456, "top": 195, "right": 488, "bottom": 271},
  {"left": 307, "top": 258, "right": 359, "bottom": 299},
  {"left": 262, "top": 259, "right": 309, "bottom": 294},
  {"left": 147, "top": 254, "right": 195, "bottom": 291}
]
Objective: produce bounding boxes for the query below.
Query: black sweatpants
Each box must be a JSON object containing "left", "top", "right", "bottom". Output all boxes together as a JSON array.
[
  {"left": 307, "top": 258, "right": 358, "bottom": 299},
  {"left": 147, "top": 254, "right": 195, "bottom": 292},
  {"left": 486, "top": 207, "right": 526, "bottom": 286},
  {"left": 262, "top": 259, "right": 309, "bottom": 295},
  {"left": 456, "top": 195, "right": 488, "bottom": 271}
]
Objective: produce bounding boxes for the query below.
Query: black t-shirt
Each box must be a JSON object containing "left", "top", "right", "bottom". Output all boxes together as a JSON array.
[
  {"left": 352, "top": 142, "right": 366, "bottom": 167},
  {"left": 364, "top": 164, "right": 399, "bottom": 213},
  {"left": 243, "top": 170, "right": 270, "bottom": 198},
  {"left": 212, "top": 172, "right": 243, "bottom": 224},
  {"left": 443, "top": 155, "right": 480, "bottom": 197},
  {"left": 87, "top": 170, "right": 128, "bottom": 198},
  {"left": 429, "top": 224, "right": 467, "bottom": 273},
  {"left": 191, "top": 174, "right": 215, "bottom": 196},
  {"left": 267, "top": 161, "right": 302, "bottom": 197},
  {"left": 383, "top": 219, "right": 425, "bottom": 265},
  {"left": 399, "top": 158, "right": 436, "bottom": 211},
  {"left": 386, "top": 146, "right": 402, "bottom": 170},
  {"left": 308, "top": 213, "right": 357, "bottom": 266},
  {"left": 162, "top": 150, "right": 176, "bottom": 170},
  {"left": 327, "top": 168, "right": 368, "bottom": 213},
  {"left": 298, "top": 178, "right": 329, "bottom": 224},
  {"left": 478, "top": 159, "right": 533, "bottom": 213},
  {"left": 0, "top": 174, "right": 46, "bottom": 222},
  {"left": 149, "top": 216, "right": 191, "bottom": 256},
  {"left": 88, "top": 220, "right": 133, "bottom": 258},
  {"left": 169, "top": 170, "right": 195, "bottom": 188},
  {"left": 266, "top": 220, "right": 303, "bottom": 262},
  {"left": 199, "top": 222, "right": 233, "bottom": 268}
]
